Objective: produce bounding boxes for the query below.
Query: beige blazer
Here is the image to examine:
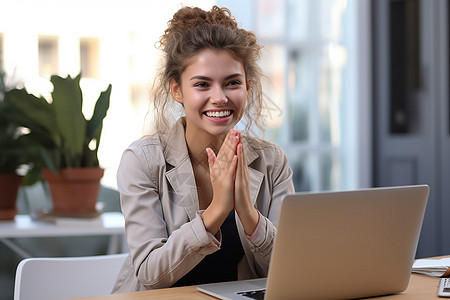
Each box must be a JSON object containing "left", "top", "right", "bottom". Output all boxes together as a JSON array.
[{"left": 112, "top": 118, "right": 294, "bottom": 293}]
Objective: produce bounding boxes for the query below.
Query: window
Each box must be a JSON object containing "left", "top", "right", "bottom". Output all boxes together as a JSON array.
[
  {"left": 39, "top": 36, "right": 59, "bottom": 78},
  {"left": 219, "top": 0, "right": 365, "bottom": 192},
  {"left": 80, "top": 38, "right": 99, "bottom": 78}
]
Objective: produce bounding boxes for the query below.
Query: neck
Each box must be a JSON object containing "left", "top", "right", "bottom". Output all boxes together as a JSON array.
[{"left": 185, "top": 126, "right": 226, "bottom": 170}]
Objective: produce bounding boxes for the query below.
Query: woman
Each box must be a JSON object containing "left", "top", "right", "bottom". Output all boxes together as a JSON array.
[{"left": 112, "top": 5, "right": 294, "bottom": 293}]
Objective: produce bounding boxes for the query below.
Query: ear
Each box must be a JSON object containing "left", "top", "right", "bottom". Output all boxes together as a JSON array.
[{"left": 170, "top": 79, "right": 183, "bottom": 104}]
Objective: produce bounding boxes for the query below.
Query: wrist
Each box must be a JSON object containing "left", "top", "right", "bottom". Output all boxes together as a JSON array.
[
  {"left": 236, "top": 206, "right": 259, "bottom": 235},
  {"left": 202, "top": 200, "right": 230, "bottom": 235}
]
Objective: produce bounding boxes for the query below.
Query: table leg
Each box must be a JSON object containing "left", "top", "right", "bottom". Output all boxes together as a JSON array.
[{"left": 0, "top": 238, "right": 32, "bottom": 258}]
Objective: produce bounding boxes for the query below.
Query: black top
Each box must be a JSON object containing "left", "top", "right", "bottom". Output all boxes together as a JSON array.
[{"left": 172, "top": 210, "right": 245, "bottom": 287}]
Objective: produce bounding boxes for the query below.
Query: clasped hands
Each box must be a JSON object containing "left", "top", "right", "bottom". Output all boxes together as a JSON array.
[{"left": 203, "top": 129, "right": 259, "bottom": 236}]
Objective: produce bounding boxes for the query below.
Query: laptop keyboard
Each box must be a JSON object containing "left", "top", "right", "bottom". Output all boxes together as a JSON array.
[{"left": 237, "top": 289, "right": 266, "bottom": 300}]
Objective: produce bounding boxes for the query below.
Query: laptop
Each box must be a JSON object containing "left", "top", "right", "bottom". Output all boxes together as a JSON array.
[{"left": 197, "top": 185, "right": 429, "bottom": 300}]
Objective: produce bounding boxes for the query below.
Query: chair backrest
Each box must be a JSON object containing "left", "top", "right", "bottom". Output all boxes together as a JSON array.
[{"left": 14, "top": 253, "right": 128, "bottom": 300}]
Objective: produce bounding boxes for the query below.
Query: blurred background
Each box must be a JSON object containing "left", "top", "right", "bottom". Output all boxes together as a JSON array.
[
  {"left": 0, "top": 0, "right": 449, "bottom": 299},
  {"left": 0, "top": 0, "right": 368, "bottom": 192}
]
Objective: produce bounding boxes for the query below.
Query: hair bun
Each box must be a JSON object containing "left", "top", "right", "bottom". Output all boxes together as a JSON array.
[{"left": 160, "top": 6, "right": 238, "bottom": 48}]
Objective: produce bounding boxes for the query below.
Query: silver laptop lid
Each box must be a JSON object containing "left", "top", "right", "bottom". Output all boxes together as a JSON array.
[{"left": 265, "top": 185, "right": 429, "bottom": 300}]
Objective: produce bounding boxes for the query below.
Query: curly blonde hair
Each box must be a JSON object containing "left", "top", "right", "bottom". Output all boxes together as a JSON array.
[{"left": 150, "top": 6, "right": 266, "bottom": 137}]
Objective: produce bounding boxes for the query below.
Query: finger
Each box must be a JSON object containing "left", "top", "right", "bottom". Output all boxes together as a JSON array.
[
  {"left": 233, "top": 149, "right": 240, "bottom": 182},
  {"left": 236, "top": 129, "right": 243, "bottom": 144},
  {"left": 236, "top": 142, "right": 249, "bottom": 181},
  {"left": 230, "top": 153, "right": 238, "bottom": 180},
  {"left": 235, "top": 131, "right": 243, "bottom": 160},
  {"left": 238, "top": 143, "right": 246, "bottom": 163},
  {"left": 205, "top": 148, "right": 216, "bottom": 168},
  {"left": 217, "top": 129, "right": 239, "bottom": 161},
  {"left": 232, "top": 154, "right": 238, "bottom": 174}
]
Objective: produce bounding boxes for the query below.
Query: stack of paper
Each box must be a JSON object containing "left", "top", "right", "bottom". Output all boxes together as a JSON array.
[
  {"left": 31, "top": 210, "right": 103, "bottom": 227},
  {"left": 412, "top": 257, "right": 450, "bottom": 277}
]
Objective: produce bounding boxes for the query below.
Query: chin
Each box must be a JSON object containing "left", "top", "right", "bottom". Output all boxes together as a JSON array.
[
  {"left": 206, "top": 127, "right": 232, "bottom": 137},
  {"left": 205, "top": 123, "right": 236, "bottom": 136}
]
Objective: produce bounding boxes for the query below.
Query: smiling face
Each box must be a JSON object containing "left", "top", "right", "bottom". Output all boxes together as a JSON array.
[{"left": 170, "top": 49, "right": 250, "bottom": 140}]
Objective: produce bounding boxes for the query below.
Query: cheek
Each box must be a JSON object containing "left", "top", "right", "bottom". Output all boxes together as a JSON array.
[
  {"left": 233, "top": 92, "right": 248, "bottom": 120},
  {"left": 182, "top": 93, "right": 206, "bottom": 114},
  {"left": 235, "top": 90, "right": 248, "bottom": 109}
]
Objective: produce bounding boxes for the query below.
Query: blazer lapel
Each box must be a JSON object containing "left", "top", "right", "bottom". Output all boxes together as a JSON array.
[
  {"left": 243, "top": 138, "right": 264, "bottom": 205},
  {"left": 163, "top": 118, "right": 199, "bottom": 221},
  {"left": 165, "top": 158, "right": 199, "bottom": 221},
  {"left": 248, "top": 168, "right": 264, "bottom": 205}
]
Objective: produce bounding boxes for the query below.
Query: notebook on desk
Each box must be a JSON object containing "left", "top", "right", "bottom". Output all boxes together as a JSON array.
[{"left": 197, "top": 185, "right": 429, "bottom": 300}]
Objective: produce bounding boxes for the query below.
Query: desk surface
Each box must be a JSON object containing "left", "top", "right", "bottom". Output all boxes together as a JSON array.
[
  {"left": 0, "top": 212, "right": 125, "bottom": 238},
  {"left": 70, "top": 273, "right": 441, "bottom": 300}
]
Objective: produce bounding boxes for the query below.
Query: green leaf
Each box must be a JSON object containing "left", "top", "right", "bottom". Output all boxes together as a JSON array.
[
  {"left": 3, "top": 89, "right": 59, "bottom": 143},
  {"left": 87, "top": 84, "right": 112, "bottom": 148},
  {"left": 21, "top": 167, "right": 42, "bottom": 186},
  {"left": 50, "top": 74, "right": 86, "bottom": 168},
  {"left": 0, "top": 89, "right": 60, "bottom": 173}
]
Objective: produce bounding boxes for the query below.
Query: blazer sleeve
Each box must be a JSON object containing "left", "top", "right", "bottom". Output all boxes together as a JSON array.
[
  {"left": 243, "top": 144, "right": 295, "bottom": 276},
  {"left": 117, "top": 143, "right": 220, "bottom": 289}
]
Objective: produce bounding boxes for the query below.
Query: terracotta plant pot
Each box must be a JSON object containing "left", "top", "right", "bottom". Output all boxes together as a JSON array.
[
  {"left": 42, "top": 168, "right": 104, "bottom": 215},
  {"left": 0, "top": 173, "right": 22, "bottom": 220}
]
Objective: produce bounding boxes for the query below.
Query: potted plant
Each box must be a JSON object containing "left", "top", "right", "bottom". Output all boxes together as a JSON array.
[
  {"left": 0, "top": 70, "right": 24, "bottom": 220},
  {"left": 2, "top": 74, "right": 112, "bottom": 215},
  {"left": 0, "top": 71, "right": 43, "bottom": 219}
]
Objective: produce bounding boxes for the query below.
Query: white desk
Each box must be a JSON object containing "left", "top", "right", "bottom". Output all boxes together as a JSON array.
[{"left": 0, "top": 212, "right": 126, "bottom": 258}]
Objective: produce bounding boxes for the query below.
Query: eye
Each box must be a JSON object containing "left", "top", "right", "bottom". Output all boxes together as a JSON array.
[
  {"left": 194, "top": 82, "right": 209, "bottom": 88},
  {"left": 227, "top": 80, "right": 241, "bottom": 86}
]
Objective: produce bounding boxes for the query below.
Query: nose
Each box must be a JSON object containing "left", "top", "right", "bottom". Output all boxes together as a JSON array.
[{"left": 210, "top": 86, "right": 228, "bottom": 106}]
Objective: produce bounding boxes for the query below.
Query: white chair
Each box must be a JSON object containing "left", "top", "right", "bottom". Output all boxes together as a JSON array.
[{"left": 14, "top": 253, "right": 128, "bottom": 300}]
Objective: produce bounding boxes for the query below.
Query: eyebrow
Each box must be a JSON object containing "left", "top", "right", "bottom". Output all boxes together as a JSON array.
[{"left": 189, "top": 73, "right": 244, "bottom": 81}]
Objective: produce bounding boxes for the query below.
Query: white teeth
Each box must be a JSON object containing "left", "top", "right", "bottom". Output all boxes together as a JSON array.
[{"left": 206, "top": 110, "right": 231, "bottom": 118}]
